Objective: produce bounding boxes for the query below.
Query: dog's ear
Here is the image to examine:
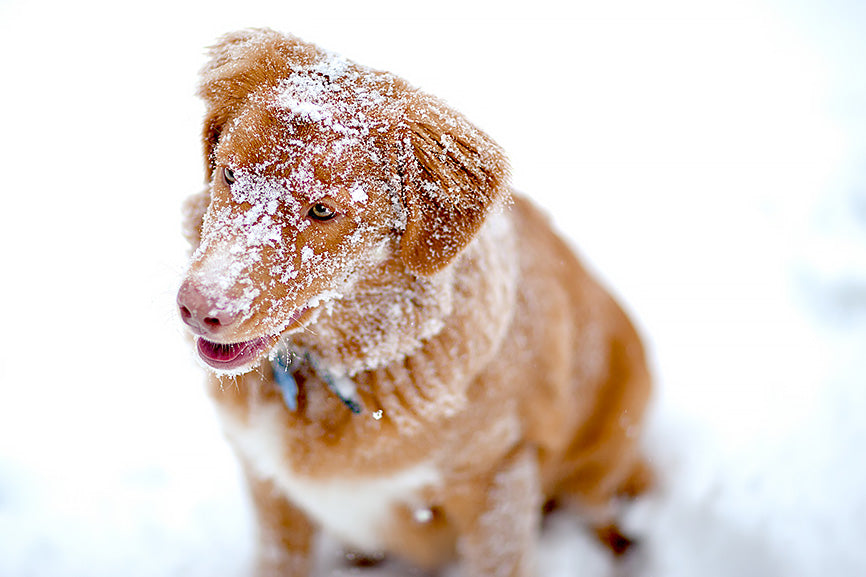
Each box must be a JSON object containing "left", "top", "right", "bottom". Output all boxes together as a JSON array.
[
  {"left": 199, "top": 30, "right": 269, "bottom": 181},
  {"left": 197, "top": 29, "right": 318, "bottom": 181},
  {"left": 399, "top": 94, "right": 511, "bottom": 276}
]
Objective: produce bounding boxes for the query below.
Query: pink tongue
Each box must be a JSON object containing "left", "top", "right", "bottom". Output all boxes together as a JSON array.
[{"left": 198, "top": 339, "right": 244, "bottom": 362}]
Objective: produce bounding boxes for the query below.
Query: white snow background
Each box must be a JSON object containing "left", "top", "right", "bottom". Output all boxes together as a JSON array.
[{"left": 1, "top": 0, "right": 864, "bottom": 575}]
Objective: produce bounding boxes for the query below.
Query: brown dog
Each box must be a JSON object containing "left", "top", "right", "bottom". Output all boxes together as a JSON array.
[{"left": 178, "top": 28, "right": 653, "bottom": 577}]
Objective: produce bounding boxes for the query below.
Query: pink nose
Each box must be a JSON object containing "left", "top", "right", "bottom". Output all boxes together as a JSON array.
[{"left": 177, "top": 280, "right": 238, "bottom": 337}]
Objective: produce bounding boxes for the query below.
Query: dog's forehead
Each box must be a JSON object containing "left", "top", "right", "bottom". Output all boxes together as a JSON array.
[{"left": 219, "top": 62, "right": 402, "bottom": 185}]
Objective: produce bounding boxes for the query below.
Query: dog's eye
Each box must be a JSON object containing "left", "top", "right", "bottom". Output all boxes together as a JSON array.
[
  {"left": 308, "top": 203, "right": 337, "bottom": 221},
  {"left": 222, "top": 167, "right": 236, "bottom": 185}
]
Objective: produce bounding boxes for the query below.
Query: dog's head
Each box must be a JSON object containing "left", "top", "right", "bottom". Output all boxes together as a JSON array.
[{"left": 178, "top": 29, "right": 510, "bottom": 373}]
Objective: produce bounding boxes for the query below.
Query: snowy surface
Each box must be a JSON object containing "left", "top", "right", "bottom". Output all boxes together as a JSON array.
[{"left": 1, "top": 0, "right": 864, "bottom": 576}]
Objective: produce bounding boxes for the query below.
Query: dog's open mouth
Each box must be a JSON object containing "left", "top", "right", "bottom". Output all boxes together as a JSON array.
[
  {"left": 193, "top": 307, "right": 315, "bottom": 372},
  {"left": 196, "top": 336, "right": 272, "bottom": 371}
]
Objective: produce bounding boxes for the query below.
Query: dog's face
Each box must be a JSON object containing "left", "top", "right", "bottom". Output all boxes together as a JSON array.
[{"left": 178, "top": 29, "right": 510, "bottom": 374}]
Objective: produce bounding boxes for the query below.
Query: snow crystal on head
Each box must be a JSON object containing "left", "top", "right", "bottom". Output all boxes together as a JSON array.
[
  {"left": 311, "top": 53, "right": 350, "bottom": 79},
  {"left": 229, "top": 169, "right": 303, "bottom": 221},
  {"left": 273, "top": 50, "right": 390, "bottom": 145},
  {"left": 301, "top": 246, "right": 314, "bottom": 263},
  {"left": 350, "top": 183, "right": 368, "bottom": 204}
]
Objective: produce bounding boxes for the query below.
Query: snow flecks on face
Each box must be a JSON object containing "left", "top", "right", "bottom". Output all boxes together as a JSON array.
[
  {"left": 300, "top": 246, "right": 315, "bottom": 263},
  {"left": 304, "top": 289, "right": 345, "bottom": 313},
  {"left": 350, "top": 183, "right": 368, "bottom": 205},
  {"left": 190, "top": 169, "right": 308, "bottom": 321},
  {"left": 229, "top": 169, "right": 302, "bottom": 219},
  {"left": 191, "top": 239, "right": 262, "bottom": 318},
  {"left": 278, "top": 264, "right": 299, "bottom": 283}
]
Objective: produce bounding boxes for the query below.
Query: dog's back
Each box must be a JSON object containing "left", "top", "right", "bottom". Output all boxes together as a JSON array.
[{"left": 506, "top": 195, "right": 652, "bottom": 510}]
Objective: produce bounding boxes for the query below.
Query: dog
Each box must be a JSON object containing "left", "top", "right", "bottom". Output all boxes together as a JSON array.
[{"left": 178, "top": 28, "right": 653, "bottom": 577}]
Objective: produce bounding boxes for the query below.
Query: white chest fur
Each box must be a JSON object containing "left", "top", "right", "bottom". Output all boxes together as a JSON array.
[{"left": 218, "top": 401, "right": 441, "bottom": 552}]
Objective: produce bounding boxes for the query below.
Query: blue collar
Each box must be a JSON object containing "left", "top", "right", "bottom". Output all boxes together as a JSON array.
[{"left": 271, "top": 348, "right": 363, "bottom": 414}]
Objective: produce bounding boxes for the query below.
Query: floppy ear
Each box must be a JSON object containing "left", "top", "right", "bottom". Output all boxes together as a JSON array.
[
  {"left": 400, "top": 93, "right": 511, "bottom": 276},
  {"left": 198, "top": 29, "right": 270, "bottom": 181}
]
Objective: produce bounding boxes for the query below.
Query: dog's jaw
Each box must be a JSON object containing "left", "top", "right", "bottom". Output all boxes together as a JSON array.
[{"left": 193, "top": 305, "right": 317, "bottom": 375}]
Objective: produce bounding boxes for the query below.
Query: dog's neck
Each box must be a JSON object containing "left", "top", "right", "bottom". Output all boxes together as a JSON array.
[
  {"left": 289, "top": 209, "right": 518, "bottom": 382},
  {"left": 288, "top": 245, "right": 456, "bottom": 377}
]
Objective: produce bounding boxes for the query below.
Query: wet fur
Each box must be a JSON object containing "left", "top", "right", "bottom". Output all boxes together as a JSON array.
[{"left": 182, "top": 29, "right": 653, "bottom": 577}]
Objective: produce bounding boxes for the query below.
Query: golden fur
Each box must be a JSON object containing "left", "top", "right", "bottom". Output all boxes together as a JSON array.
[{"left": 179, "top": 28, "right": 653, "bottom": 577}]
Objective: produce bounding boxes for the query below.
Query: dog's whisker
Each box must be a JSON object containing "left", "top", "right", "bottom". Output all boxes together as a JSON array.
[{"left": 301, "top": 325, "right": 319, "bottom": 337}]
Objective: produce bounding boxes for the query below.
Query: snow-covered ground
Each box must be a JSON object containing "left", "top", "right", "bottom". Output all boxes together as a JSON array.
[{"left": 1, "top": 1, "right": 864, "bottom": 575}]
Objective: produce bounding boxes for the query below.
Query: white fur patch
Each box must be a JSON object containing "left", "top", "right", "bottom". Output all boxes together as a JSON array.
[{"left": 219, "top": 400, "right": 441, "bottom": 552}]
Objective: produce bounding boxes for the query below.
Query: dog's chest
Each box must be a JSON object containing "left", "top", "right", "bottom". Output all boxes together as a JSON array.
[{"left": 218, "top": 400, "right": 441, "bottom": 552}]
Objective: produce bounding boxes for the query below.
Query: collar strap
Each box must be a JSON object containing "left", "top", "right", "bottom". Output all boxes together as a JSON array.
[{"left": 271, "top": 348, "right": 363, "bottom": 414}]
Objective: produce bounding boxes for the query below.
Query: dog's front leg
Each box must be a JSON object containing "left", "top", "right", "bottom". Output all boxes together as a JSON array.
[
  {"left": 444, "top": 447, "right": 543, "bottom": 577},
  {"left": 243, "top": 469, "right": 316, "bottom": 577}
]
